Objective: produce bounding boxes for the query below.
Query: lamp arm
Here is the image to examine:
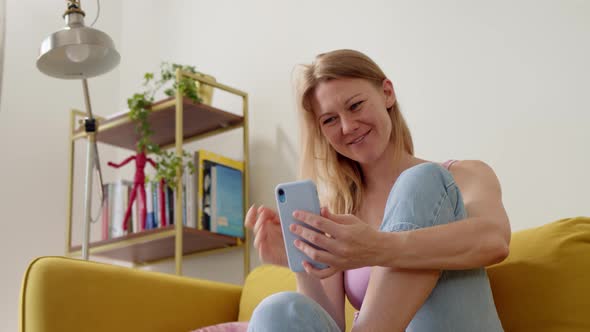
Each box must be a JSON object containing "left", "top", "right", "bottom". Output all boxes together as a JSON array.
[
  {"left": 82, "top": 78, "right": 94, "bottom": 118},
  {"left": 81, "top": 78, "right": 104, "bottom": 199}
]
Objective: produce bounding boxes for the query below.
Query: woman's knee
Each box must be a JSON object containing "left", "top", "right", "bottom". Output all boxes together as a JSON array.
[
  {"left": 248, "top": 292, "right": 337, "bottom": 332},
  {"left": 381, "top": 162, "right": 465, "bottom": 232},
  {"left": 250, "top": 292, "right": 305, "bottom": 321}
]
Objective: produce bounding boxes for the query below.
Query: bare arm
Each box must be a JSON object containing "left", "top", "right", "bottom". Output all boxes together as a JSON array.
[
  {"left": 291, "top": 160, "right": 511, "bottom": 279},
  {"left": 296, "top": 271, "right": 345, "bottom": 332},
  {"left": 380, "top": 160, "right": 511, "bottom": 270}
]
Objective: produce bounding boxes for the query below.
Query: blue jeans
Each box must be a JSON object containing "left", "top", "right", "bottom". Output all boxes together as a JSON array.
[{"left": 248, "top": 162, "right": 504, "bottom": 332}]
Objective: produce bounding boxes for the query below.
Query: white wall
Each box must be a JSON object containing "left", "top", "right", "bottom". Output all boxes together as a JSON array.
[
  {"left": 126, "top": 0, "right": 589, "bottom": 227},
  {"left": 1, "top": 0, "right": 589, "bottom": 331}
]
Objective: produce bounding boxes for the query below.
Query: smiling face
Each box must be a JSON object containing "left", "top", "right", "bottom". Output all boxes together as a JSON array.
[{"left": 310, "top": 77, "right": 396, "bottom": 165}]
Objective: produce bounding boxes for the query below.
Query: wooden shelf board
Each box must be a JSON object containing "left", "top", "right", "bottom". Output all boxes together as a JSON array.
[
  {"left": 69, "top": 226, "right": 240, "bottom": 263},
  {"left": 74, "top": 96, "right": 244, "bottom": 150}
]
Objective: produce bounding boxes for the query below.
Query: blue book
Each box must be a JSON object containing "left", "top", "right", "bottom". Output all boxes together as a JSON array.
[
  {"left": 210, "top": 164, "right": 244, "bottom": 238},
  {"left": 145, "top": 181, "right": 155, "bottom": 230}
]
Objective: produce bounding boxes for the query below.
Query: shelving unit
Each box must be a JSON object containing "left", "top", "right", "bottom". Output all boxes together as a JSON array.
[
  {"left": 65, "top": 69, "right": 250, "bottom": 277},
  {"left": 68, "top": 226, "right": 240, "bottom": 263}
]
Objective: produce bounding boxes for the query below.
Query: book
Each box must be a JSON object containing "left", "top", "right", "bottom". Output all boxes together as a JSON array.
[
  {"left": 101, "top": 184, "right": 110, "bottom": 240},
  {"left": 145, "top": 181, "right": 155, "bottom": 229},
  {"left": 202, "top": 163, "right": 212, "bottom": 231},
  {"left": 210, "top": 164, "right": 244, "bottom": 238},
  {"left": 210, "top": 167, "right": 218, "bottom": 232},
  {"left": 185, "top": 170, "right": 196, "bottom": 228},
  {"left": 194, "top": 150, "right": 244, "bottom": 230},
  {"left": 109, "top": 180, "right": 133, "bottom": 238},
  {"left": 159, "top": 180, "right": 167, "bottom": 227},
  {"left": 154, "top": 180, "right": 161, "bottom": 228},
  {"left": 131, "top": 185, "right": 138, "bottom": 233},
  {"left": 193, "top": 150, "right": 244, "bottom": 236},
  {"left": 108, "top": 183, "right": 115, "bottom": 238},
  {"left": 166, "top": 185, "right": 174, "bottom": 225},
  {"left": 145, "top": 181, "right": 159, "bottom": 229}
]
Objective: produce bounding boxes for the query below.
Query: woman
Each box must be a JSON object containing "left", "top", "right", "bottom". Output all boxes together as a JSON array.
[{"left": 245, "top": 49, "right": 510, "bottom": 332}]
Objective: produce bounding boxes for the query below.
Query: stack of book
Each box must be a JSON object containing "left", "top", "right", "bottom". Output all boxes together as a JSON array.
[
  {"left": 100, "top": 180, "right": 186, "bottom": 240},
  {"left": 101, "top": 149, "right": 244, "bottom": 240}
]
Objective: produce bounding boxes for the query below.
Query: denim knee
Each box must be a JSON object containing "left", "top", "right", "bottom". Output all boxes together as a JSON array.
[
  {"left": 380, "top": 162, "right": 466, "bottom": 232},
  {"left": 248, "top": 292, "right": 340, "bottom": 332}
]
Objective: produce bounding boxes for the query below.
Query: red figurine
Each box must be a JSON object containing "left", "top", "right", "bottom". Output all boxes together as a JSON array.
[{"left": 107, "top": 149, "right": 167, "bottom": 231}]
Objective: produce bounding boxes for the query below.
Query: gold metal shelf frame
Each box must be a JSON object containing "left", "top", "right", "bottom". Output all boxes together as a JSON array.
[{"left": 66, "top": 69, "right": 250, "bottom": 277}]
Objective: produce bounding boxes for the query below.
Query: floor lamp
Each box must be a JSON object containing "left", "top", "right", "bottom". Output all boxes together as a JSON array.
[{"left": 36, "top": 0, "right": 120, "bottom": 260}]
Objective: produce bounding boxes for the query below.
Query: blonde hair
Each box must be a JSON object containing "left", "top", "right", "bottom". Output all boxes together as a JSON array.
[{"left": 295, "top": 49, "right": 413, "bottom": 214}]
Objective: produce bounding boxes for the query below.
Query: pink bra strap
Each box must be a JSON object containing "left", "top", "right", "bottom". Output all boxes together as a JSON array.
[{"left": 441, "top": 159, "right": 458, "bottom": 170}]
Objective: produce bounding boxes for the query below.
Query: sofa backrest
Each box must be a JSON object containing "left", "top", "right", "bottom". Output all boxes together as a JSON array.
[
  {"left": 487, "top": 216, "right": 590, "bottom": 331},
  {"left": 238, "top": 264, "right": 296, "bottom": 322},
  {"left": 240, "top": 217, "right": 590, "bottom": 332}
]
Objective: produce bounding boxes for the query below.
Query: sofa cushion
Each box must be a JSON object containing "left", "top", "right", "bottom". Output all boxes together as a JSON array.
[
  {"left": 238, "top": 265, "right": 296, "bottom": 322},
  {"left": 487, "top": 216, "right": 590, "bottom": 332}
]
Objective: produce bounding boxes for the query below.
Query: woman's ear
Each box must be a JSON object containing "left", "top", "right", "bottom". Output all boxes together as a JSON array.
[{"left": 382, "top": 78, "right": 396, "bottom": 109}]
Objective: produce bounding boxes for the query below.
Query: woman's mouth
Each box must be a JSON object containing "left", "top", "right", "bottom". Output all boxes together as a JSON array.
[{"left": 348, "top": 129, "right": 371, "bottom": 145}]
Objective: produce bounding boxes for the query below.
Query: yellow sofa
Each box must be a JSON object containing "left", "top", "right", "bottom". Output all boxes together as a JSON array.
[{"left": 20, "top": 217, "right": 590, "bottom": 332}]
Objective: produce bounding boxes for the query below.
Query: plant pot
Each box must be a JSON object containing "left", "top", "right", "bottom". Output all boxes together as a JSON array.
[{"left": 194, "top": 72, "right": 216, "bottom": 105}]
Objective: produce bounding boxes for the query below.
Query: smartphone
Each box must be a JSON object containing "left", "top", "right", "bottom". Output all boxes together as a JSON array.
[{"left": 275, "top": 179, "right": 329, "bottom": 272}]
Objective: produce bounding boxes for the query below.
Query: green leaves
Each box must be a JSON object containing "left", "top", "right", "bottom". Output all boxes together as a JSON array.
[
  {"left": 158, "top": 62, "right": 202, "bottom": 104},
  {"left": 127, "top": 92, "right": 154, "bottom": 152},
  {"left": 150, "top": 150, "right": 196, "bottom": 189},
  {"left": 179, "top": 76, "right": 202, "bottom": 103},
  {"left": 143, "top": 72, "right": 154, "bottom": 86},
  {"left": 127, "top": 92, "right": 152, "bottom": 114},
  {"left": 127, "top": 61, "right": 201, "bottom": 188}
]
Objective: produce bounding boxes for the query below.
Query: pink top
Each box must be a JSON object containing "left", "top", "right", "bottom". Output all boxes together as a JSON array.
[{"left": 344, "top": 160, "right": 458, "bottom": 311}]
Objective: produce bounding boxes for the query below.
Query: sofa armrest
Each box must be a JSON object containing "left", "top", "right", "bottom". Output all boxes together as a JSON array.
[{"left": 20, "top": 256, "right": 242, "bottom": 332}]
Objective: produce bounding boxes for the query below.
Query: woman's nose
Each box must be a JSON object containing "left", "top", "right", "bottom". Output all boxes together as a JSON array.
[{"left": 340, "top": 114, "right": 359, "bottom": 135}]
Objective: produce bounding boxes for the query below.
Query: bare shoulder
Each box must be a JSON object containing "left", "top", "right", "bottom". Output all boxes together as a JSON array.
[
  {"left": 448, "top": 160, "right": 496, "bottom": 178},
  {"left": 447, "top": 160, "right": 502, "bottom": 201},
  {"left": 448, "top": 160, "right": 511, "bottom": 238}
]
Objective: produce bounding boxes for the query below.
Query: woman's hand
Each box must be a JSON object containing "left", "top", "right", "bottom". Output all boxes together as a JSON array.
[
  {"left": 245, "top": 204, "right": 288, "bottom": 267},
  {"left": 291, "top": 208, "right": 391, "bottom": 279}
]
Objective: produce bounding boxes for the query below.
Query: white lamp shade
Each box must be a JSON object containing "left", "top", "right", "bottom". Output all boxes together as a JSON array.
[{"left": 36, "top": 25, "right": 120, "bottom": 79}]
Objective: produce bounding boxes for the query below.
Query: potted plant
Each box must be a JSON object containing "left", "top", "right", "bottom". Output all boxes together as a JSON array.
[
  {"left": 107, "top": 62, "right": 214, "bottom": 232},
  {"left": 127, "top": 62, "right": 216, "bottom": 186}
]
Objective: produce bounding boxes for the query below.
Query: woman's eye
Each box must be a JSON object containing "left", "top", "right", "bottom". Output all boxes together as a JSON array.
[
  {"left": 350, "top": 101, "right": 364, "bottom": 111},
  {"left": 322, "top": 116, "right": 337, "bottom": 125}
]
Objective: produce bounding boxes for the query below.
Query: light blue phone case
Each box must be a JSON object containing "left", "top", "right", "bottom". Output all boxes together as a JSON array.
[{"left": 275, "top": 179, "right": 329, "bottom": 272}]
